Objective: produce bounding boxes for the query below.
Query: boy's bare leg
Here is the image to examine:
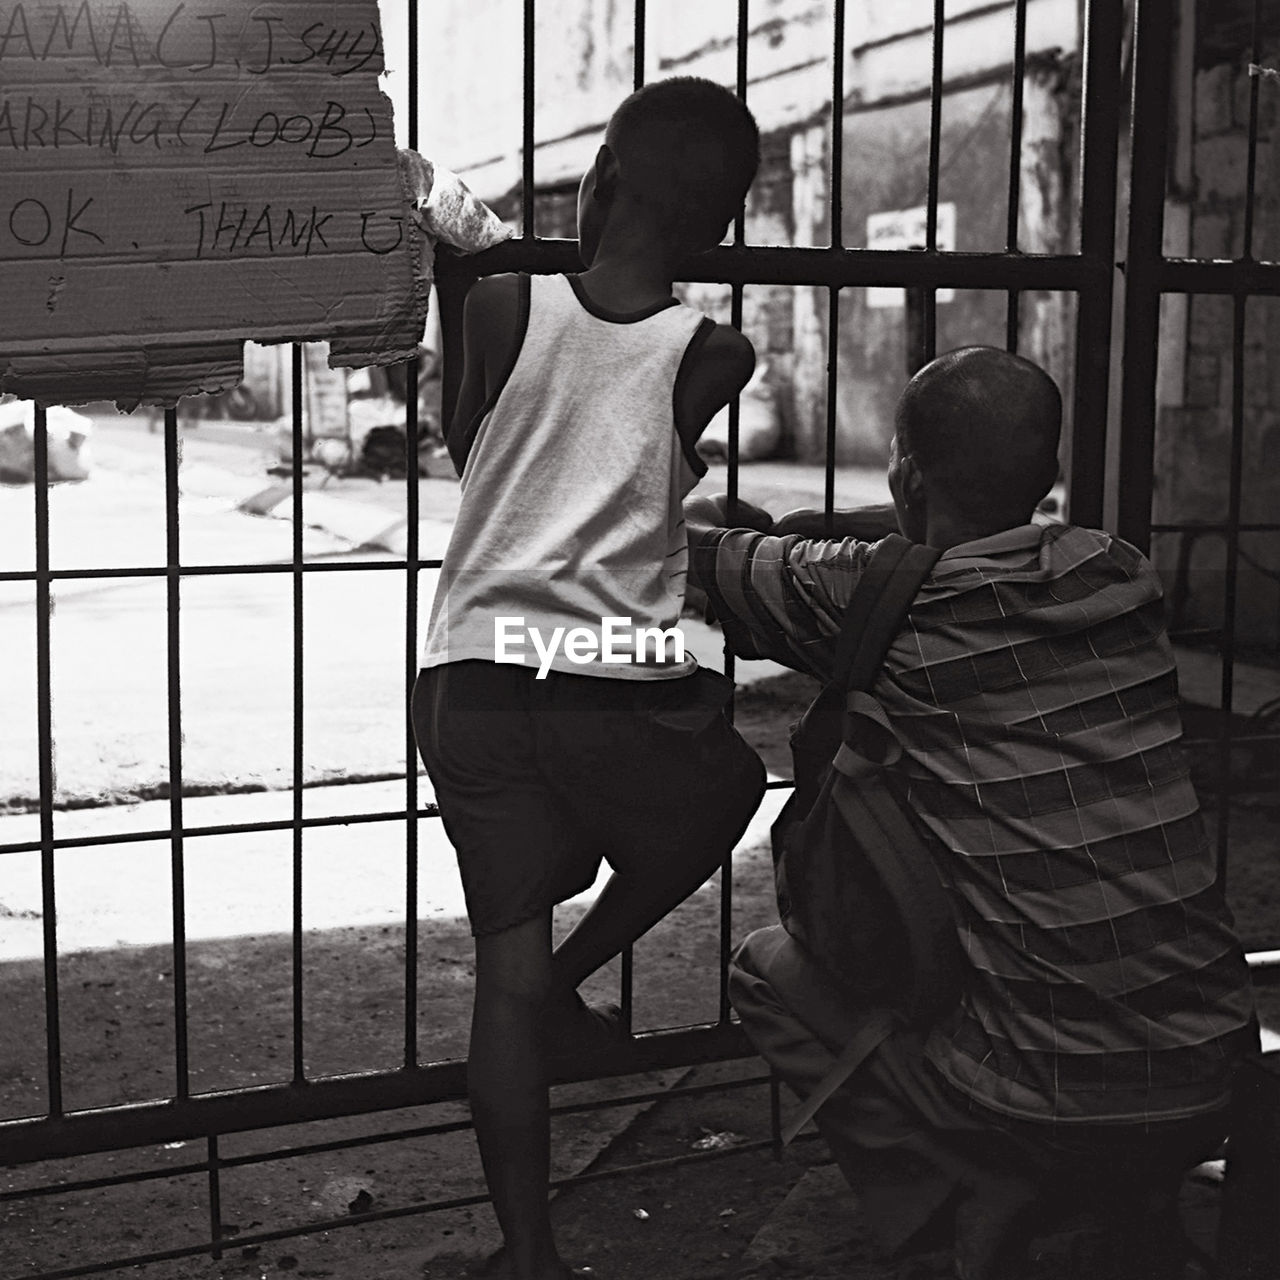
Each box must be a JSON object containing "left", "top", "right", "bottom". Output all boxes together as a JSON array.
[
  {"left": 550, "top": 850, "right": 725, "bottom": 999},
  {"left": 551, "top": 752, "right": 765, "bottom": 998},
  {"left": 469, "top": 911, "right": 567, "bottom": 1280}
]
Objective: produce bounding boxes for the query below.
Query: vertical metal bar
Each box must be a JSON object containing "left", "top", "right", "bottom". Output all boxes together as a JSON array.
[
  {"left": 1070, "top": 0, "right": 1124, "bottom": 529},
  {"left": 726, "top": 0, "right": 748, "bottom": 512},
  {"left": 1215, "top": 297, "right": 1247, "bottom": 887},
  {"left": 291, "top": 346, "right": 306, "bottom": 1084},
  {"left": 830, "top": 0, "right": 845, "bottom": 250},
  {"left": 1005, "top": 0, "right": 1028, "bottom": 353},
  {"left": 1116, "top": 0, "right": 1172, "bottom": 551},
  {"left": 620, "top": 946, "right": 634, "bottom": 1032},
  {"left": 633, "top": 0, "right": 645, "bottom": 90},
  {"left": 1005, "top": 293, "right": 1021, "bottom": 353},
  {"left": 207, "top": 1135, "right": 223, "bottom": 1261},
  {"left": 1006, "top": 0, "right": 1028, "bottom": 254},
  {"left": 522, "top": 0, "right": 536, "bottom": 238},
  {"left": 769, "top": 1074, "right": 783, "bottom": 1159},
  {"left": 727, "top": 284, "right": 744, "bottom": 518},
  {"left": 34, "top": 405, "right": 62, "bottom": 1118},
  {"left": 1241, "top": 0, "right": 1263, "bottom": 263},
  {"left": 164, "top": 407, "right": 190, "bottom": 1099},
  {"left": 925, "top": 0, "right": 945, "bottom": 252},
  {"left": 721, "top": 280, "right": 744, "bottom": 1023},
  {"left": 402, "top": 379, "right": 421, "bottom": 1071},
  {"left": 719, "top": 4, "right": 749, "bottom": 1023},
  {"left": 919, "top": 0, "right": 945, "bottom": 362},
  {"left": 717, "top": 858, "right": 734, "bottom": 1025},
  {"left": 402, "top": 0, "right": 421, "bottom": 1073},
  {"left": 824, "top": 288, "right": 840, "bottom": 532},
  {"left": 407, "top": 0, "right": 418, "bottom": 152},
  {"left": 1216, "top": 0, "right": 1262, "bottom": 886},
  {"left": 733, "top": 0, "right": 749, "bottom": 247},
  {"left": 824, "top": 2, "right": 846, "bottom": 526}
]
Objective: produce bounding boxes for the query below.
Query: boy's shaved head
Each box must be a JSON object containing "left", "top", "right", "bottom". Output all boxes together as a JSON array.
[
  {"left": 896, "top": 347, "right": 1062, "bottom": 527},
  {"left": 606, "top": 77, "right": 760, "bottom": 254}
]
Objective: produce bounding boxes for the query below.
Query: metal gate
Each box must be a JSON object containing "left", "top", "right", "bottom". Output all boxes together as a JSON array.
[{"left": 1, "top": 2, "right": 1275, "bottom": 1275}]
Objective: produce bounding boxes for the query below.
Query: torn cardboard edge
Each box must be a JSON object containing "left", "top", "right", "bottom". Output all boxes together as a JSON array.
[
  {"left": 4, "top": 165, "right": 423, "bottom": 410},
  {"left": 0, "top": 0, "right": 525, "bottom": 413},
  {"left": 0, "top": 149, "right": 510, "bottom": 413},
  {"left": 0, "top": 336, "right": 429, "bottom": 414},
  {"left": 0, "top": 152, "right": 431, "bottom": 411}
]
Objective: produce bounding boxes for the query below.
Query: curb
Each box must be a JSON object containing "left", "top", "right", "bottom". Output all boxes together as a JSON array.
[{"left": 236, "top": 483, "right": 451, "bottom": 557}]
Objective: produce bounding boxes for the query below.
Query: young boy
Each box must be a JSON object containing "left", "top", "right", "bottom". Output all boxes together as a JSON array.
[{"left": 412, "top": 79, "right": 767, "bottom": 1280}]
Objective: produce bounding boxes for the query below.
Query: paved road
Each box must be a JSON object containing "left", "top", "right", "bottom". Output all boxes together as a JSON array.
[
  {"left": 4, "top": 415, "right": 1274, "bottom": 927},
  {"left": 2, "top": 414, "right": 861, "bottom": 955},
  {"left": 2, "top": 417, "right": 437, "bottom": 805},
  {"left": 2, "top": 414, "right": 891, "bottom": 805}
]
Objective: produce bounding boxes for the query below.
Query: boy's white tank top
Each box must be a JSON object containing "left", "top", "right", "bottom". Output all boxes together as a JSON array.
[{"left": 421, "top": 273, "right": 711, "bottom": 679}]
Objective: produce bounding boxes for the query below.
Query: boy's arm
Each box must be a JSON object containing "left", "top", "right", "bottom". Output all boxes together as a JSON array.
[
  {"left": 674, "top": 323, "right": 756, "bottom": 448},
  {"left": 445, "top": 273, "right": 526, "bottom": 474}
]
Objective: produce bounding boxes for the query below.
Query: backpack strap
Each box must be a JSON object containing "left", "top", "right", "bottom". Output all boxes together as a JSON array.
[
  {"left": 831, "top": 535, "right": 952, "bottom": 1026},
  {"left": 793, "top": 535, "right": 940, "bottom": 776},
  {"left": 776, "top": 536, "right": 947, "bottom": 1145},
  {"left": 780, "top": 1009, "right": 898, "bottom": 1144},
  {"left": 827, "top": 776, "right": 960, "bottom": 1025},
  {"left": 833, "top": 533, "right": 941, "bottom": 694}
]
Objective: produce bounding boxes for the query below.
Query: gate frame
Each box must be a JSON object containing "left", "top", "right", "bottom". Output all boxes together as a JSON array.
[{"left": 8, "top": 4, "right": 1274, "bottom": 1277}]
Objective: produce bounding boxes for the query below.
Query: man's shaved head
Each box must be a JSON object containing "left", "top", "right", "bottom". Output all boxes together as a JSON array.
[{"left": 895, "top": 347, "right": 1062, "bottom": 529}]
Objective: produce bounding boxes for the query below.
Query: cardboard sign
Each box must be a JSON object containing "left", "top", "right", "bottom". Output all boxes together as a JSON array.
[
  {"left": 865, "top": 203, "right": 956, "bottom": 308},
  {"left": 0, "top": 0, "right": 427, "bottom": 407}
]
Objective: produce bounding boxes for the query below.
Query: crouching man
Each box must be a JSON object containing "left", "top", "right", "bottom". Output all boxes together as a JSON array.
[{"left": 686, "top": 348, "right": 1258, "bottom": 1280}]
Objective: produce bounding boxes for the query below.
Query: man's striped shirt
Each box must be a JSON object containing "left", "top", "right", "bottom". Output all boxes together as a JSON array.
[{"left": 695, "top": 522, "right": 1257, "bottom": 1124}]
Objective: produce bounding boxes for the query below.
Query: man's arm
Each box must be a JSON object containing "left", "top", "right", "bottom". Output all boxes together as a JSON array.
[
  {"left": 685, "top": 495, "right": 878, "bottom": 680},
  {"left": 682, "top": 493, "right": 771, "bottom": 620},
  {"left": 445, "top": 273, "right": 525, "bottom": 474}
]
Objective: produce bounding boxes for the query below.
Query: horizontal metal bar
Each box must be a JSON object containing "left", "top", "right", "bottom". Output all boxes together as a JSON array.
[
  {"left": 24, "top": 1189, "right": 496, "bottom": 1280},
  {"left": 443, "top": 241, "right": 1112, "bottom": 292},
  {"left": 2, "top": 1070, "right": 773, "bottom": 1204},
  {"left": 1182, "top": 734, "right": 1280, "bottom": 749},
  {"left": 0, "top": 1022, "right": 750, "bottom": 1165},
  {"left": 0, "top": 803, "right": 440, "bottom": 858},
  {"left": 0, "top": 780, "right": 798, "bottom": 857},
  {"left": 206, "top": 1070, "right": 769, "bottom": 1175},
  {"left": 22, "top": 1131, "right": 786, "bottom": 1280},
  {"left": 1152, "top": 258, "right": 1280, "bottom": 295},
  {"left": 1150, "top": 522, "right": 1280, "bottom": 534},
  {"left": 0, "top": 558, "right": 441, "bottom": 586}
]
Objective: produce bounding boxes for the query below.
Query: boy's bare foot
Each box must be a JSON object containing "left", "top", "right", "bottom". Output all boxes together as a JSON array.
[{"left": 540, "top": 994, "right": 628, "bottom": 1055}]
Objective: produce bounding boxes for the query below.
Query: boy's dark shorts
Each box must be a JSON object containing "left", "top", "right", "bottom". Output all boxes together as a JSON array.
[{"left": 412, "top": 661, "right": 766, "bottom": 937}]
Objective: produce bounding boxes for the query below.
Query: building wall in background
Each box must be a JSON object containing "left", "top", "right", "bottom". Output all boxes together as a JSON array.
[
  {"left": 1151, "top": 2, "right": 1280, "bottom": 647},
  {"left": 418, "top": 0, "right": 1080, "bottom": 464}
]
